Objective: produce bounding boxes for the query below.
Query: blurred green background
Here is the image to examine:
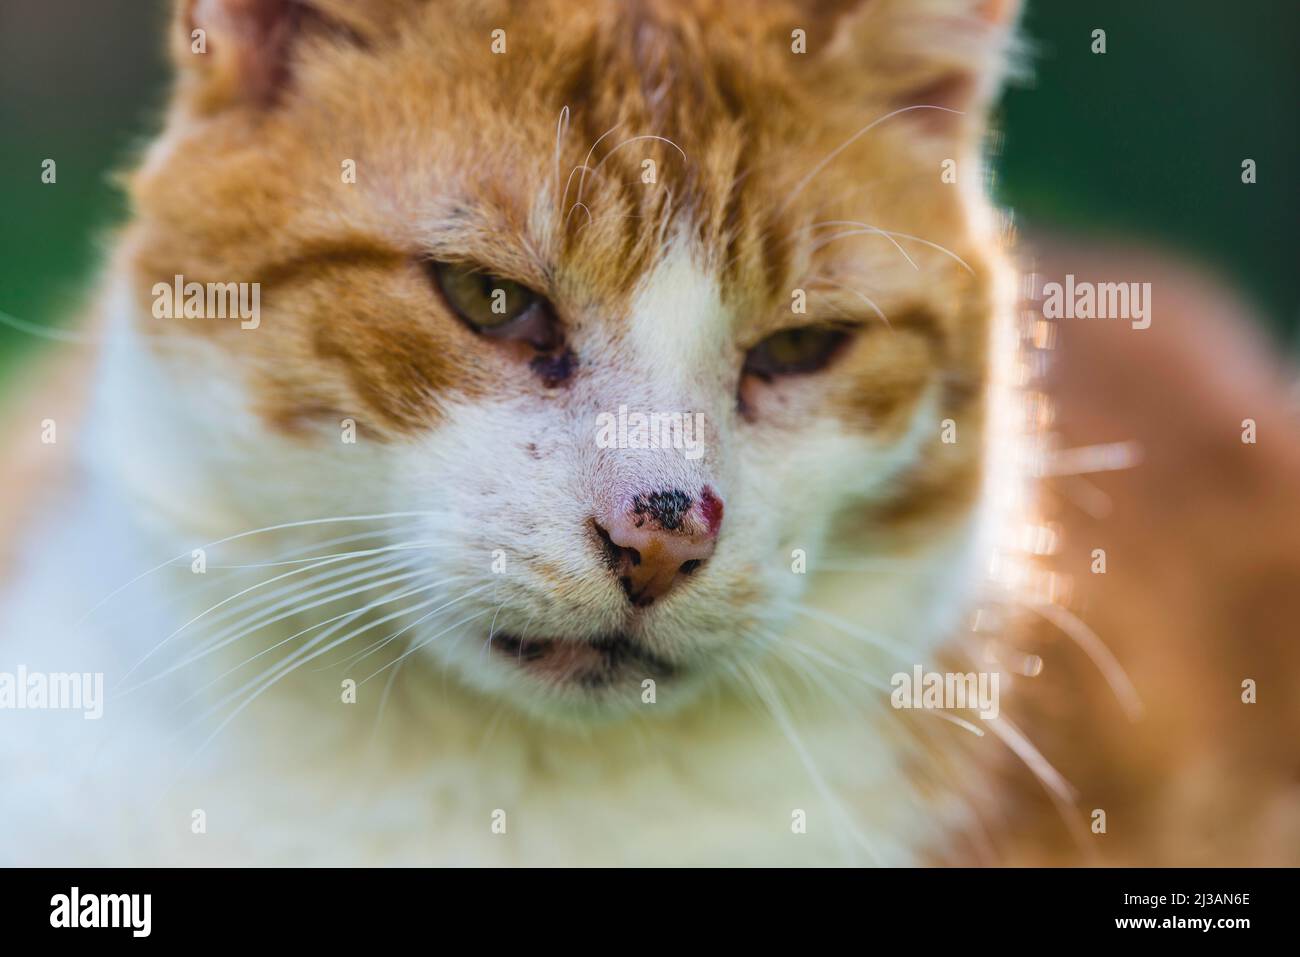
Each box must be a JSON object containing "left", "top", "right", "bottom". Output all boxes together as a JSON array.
[{"left": 2, "top": 0, "right": 1297, "bottom": 381}]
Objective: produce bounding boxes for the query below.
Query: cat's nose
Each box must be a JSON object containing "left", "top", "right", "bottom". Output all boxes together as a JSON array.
[{"left": 593, "top": 487, "right": 723, "bottom": 607}]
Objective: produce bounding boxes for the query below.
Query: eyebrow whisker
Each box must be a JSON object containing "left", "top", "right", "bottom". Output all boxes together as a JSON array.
[
  {"left": 553, "top": 104, "right": 570, "bottom": 205},
  {"left": 808, "top": 220, "right": 918, "bottom": 269},
  {"left": 804, "top": 274, "right": 891, "bottom": 329},
  {"left": 780, "top": 104, "right": 964, "bottom": 212}
]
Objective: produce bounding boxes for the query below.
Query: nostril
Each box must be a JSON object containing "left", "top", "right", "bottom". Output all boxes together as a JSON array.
[
  {"left": 619, "top": 576, "right": 643, "bottom": 605},
  {"left": 679, "top": 559, "right": 702, "bottom": 575},
  {"left": 591, "top": 518, "right": 640, "bottom": 570},
  {"left": 591, "top": 519, "right": 620, "bottom": 570}
]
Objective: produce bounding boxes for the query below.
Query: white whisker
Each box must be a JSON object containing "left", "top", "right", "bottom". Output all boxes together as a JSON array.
[
  {"left": 573, "top": 121, "right": 623, "bottom": 209},
  {"left": 333, "top": 582, "right": 490, "bottom": 671},
  {"left": 171, "top": 578, "right": 456, "bottom": 705},
  {"left": 76, "top": 510, "right": 436, "bottom": 626},
  {"left": 740, "top": 661, "right": 880, "bottom": 864},
  {"left": 174, "top": 547, "right": 424, "bottom": 658},
  {"left": 812, "top": 228, "right": 975, "bottom": 274},
  {"left": 123, "top": 565, "right": 436, "bottom": 694},
  {"left": 116, "top": 540, "right": 434, "bottom": 684},
  {"left": 588, "top": 134, "right": 687, "bottom": 175},
  {"left": 360, "top": 607, "right": 491, "bottom": 685},
  {"left": 781, "top": 104, "right": 963, "bottom": 211},
  {"left": 786, "top": 603, "right": 913, "bottom": 664},
  {"left": 808, "top": 220, "right": 918, "bottom": 269},
  {"left": 564, "top": 201, "right": 593, "bottom": 229},
  {"left": 805, "top": 274, "right": 891, "bottom": 328},
  {"left": 553, "top": 104, "right": 570, "bottom": 206},
  {"left": 1021, "top": 599, "right": 1144, "bottom": 721},
  {"left": 201, "top": 539, "right": 436, "bottom": 570}
]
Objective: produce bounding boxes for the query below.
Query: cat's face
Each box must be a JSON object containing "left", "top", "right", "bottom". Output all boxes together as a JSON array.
[{"left": 120, "top": 0, "right": 1016, "bottom": 720}]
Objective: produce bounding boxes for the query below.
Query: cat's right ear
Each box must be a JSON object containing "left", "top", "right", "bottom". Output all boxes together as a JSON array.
[
  {"left": 171, "top": 0, "right": 305, "bottom": 112},
  {"left": 804, "top": 0, "right": 1024, "bottom": 139},
  {"left": 171, "top": 0, "right": 379, "bottom": 113}
]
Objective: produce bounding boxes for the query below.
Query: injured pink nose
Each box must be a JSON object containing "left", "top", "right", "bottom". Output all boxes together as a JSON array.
[{"left": 594, "top": 488, "right": 723, "bottom": 607}]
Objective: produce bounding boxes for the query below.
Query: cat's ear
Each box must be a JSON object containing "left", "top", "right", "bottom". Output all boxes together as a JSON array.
[
  {"left": 170, "top": 0, "right": 377, "bottom": 112},
  {"left": 171, "top": 0, "right": 305, "bottom": 110},
  {"left": 809, "top": 0, "right": 1023, "bottom": 135}
]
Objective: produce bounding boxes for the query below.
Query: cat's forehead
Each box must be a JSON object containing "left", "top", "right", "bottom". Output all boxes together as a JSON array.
[
  {"left": 298, "top": 0, "right": 933, "bottom": 315},
  {"left": 134, "top": 0, "right": 986, "bottom": 350}
]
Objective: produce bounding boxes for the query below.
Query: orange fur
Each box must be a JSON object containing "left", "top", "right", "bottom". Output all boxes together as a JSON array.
[{"left": 126, "top": 0, "right": 1006, "bottom": 469}]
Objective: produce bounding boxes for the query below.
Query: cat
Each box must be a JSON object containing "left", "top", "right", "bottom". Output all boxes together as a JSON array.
[{"left": 17, "top": 0, "right": 1274, "bottom": 866}]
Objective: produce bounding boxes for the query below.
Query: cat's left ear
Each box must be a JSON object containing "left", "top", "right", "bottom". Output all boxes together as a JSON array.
[
  {"left": 809, "top": 0, "right": 1023, "bottom": 135},
  {"left": 171, "top": 0, "right": 385, "bottom": 113}
]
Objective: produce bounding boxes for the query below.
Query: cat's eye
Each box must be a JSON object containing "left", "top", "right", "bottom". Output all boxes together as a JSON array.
[
  {"left": 742, "top": 325, "right": 853, "bottom": 379},
  {"left": 427, "top": 261, "right": 559, "bottom": 350}
]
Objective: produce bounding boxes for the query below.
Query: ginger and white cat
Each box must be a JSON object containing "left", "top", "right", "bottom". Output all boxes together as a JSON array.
[{"left": 0, "top": 0, "right": 1114, "bottom": 866}]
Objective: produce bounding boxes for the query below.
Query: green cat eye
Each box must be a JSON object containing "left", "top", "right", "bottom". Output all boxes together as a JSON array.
[
  {"left": 429, "top": 261, "right": 539, "bottom": 331},
  {"left": 743, "top": 325, "right": 853, "bottom": 379}
]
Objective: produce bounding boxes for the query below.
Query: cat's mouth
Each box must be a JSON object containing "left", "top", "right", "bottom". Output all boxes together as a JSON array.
[{"left": 490, "top": 631, "right": 676, "bottom": 688}]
